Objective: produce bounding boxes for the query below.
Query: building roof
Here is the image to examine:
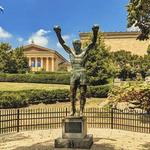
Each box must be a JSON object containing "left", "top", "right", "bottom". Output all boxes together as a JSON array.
[
  {"left": 80, "top": 31, "right": 141, "bottom": 39},
  {"left": 23, "top": 44, "right": 69, "bottom": 63}
]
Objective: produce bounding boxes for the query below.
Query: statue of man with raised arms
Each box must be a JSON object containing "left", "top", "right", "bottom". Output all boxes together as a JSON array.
[{"left": 54, "top": 25, "right": 99, "bottom": 116}]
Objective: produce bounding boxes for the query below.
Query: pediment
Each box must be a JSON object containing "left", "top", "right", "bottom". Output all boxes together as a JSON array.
[
  {"left": 24, "top": 47, "right": 49, "bottom": 52},
  {"left": 23, "top": 44, "right": 69, "bottom": 63},
  {"left": 24, "top": 44, "right": 52, "bottom": 52}
]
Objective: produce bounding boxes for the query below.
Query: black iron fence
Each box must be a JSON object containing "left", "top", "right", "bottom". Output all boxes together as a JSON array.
[{"left": 0, "top": 108, "right": 150, "bottom": 134}]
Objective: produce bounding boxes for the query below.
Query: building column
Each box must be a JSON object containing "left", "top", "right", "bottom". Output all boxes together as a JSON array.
[
  {"left": 41, "top": 57, "right": 43, "bottom": 68},
  {"left": 51, "top": 57, "right": 55, "bottom": 72},
  {"left": 29, "top": 57, "right": 32, "bottom": 67},
  {"left": 35, "top": 57, "right": 38, "bottom": 71},
  {"left": 46, "top": 57, "right": 49, "bottom": 72}
]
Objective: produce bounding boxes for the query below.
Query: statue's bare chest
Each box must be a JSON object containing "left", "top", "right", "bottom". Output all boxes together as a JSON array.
[{"left": 70, "top": 54, "right": 83, "bottom": 64}]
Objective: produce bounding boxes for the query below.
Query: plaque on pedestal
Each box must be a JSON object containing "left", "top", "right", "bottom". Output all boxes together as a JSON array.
[
  {"left": 55, "top": 116, "right": 93, "bottom": 149},
  {"left": 62, "top": 116, "right": 87, "bottom": 139}
]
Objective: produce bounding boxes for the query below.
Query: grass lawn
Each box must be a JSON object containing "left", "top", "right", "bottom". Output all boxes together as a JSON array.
[
  {"left": 0, "top": 82, "right": 70, "bottom": 91},
  {"left": 28, "top": 98, "right": 107, "bottom": 109}
]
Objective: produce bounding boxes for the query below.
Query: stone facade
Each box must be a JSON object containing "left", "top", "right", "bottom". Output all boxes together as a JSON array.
[
  {"left": 80, "top": 32, "right": 150, "bottom": 56},
  {"left": 23, "top": 44, "right": 70, "bottom": 72}
]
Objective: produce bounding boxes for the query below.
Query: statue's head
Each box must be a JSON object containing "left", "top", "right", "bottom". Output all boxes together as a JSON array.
[{"left": 72, "top": 39, "right": 82, "bottom": 54}]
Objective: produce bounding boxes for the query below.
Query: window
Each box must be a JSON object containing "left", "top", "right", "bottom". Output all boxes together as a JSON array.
[
  {"left": 37, "top": 59, "right": 41, "bottom": 67},
  {"left": 31, "top": 60, "right": 35, "bottom": 67}
]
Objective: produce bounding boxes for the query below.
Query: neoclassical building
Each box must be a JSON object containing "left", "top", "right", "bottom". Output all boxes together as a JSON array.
[
  {"left": 23, "top": 44, "right": 70, "bottom": 72},
  {"left": 80, "top": 32, "right": 150, "bottom": 56},
  {"left": 23, "top": 32, "right": 150, "bottom": 72}
]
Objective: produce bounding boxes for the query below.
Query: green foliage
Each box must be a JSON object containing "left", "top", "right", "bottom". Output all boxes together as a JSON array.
[
  {"left": 147, "top": 45, "right": 150, "bottom": 55},
  {"left": 27, "top": 89, "right": 70, "bottom": 104},
  {"left": 0, "top": 43, "right": 12, "bottom": 73},
  {"left": 0, "top": 89, "right": 70, "bottom": 109},
  {"left": 110, "top": 50, "right": 148, "bottom": 80},
  {"left": 0, "top": 84, "right": 112, "bottom": 108},
  {"left": 0, "top": 73, "right": 71, "bottom": 84},
  {"left": 0, "top": 92, "right": 29, "bottom": 108},
  {"left": 127, "top": 0, "right": 150, "bottom": 40},
  {"left": 108, "top": 83, "right": 150, "bottom": 113},
  {"left": 12, "top": 47, "right": 29, "bottom": 73},
  {"left": 141, "top": 55, "right": 150, "bottom": 77},
  {"left": 87, "top": 84, "right": 111, "bottom": 98},
  {"left": 85, "top": 33, "right": 117, "bottom": 85},
  {"left": 0, "top": 43, "right": 29, "bottom": 73}
]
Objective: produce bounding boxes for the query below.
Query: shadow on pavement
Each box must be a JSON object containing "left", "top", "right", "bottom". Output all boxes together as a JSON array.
[
  {"left": 13, "top": 140, "right": 116, "bottom": 150},
  {"left": 140, "top": 142, "right": 150, "bottom": 150}
]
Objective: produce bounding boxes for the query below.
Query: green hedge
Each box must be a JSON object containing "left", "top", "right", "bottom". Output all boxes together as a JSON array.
[
  {"left": 0, "top": 73, "right": 71, "bottom": 85},
  {"left": 0, "top": 85, "right": 111, "bottom": 109},
  {"left": 87, "top": 84, "right": 111, "bottom": 98},
  {"left": 0, "top": 92, "right": 28, "bottom": 108},
  {"left": 0, "top": 89, "right": 70, "bottom": 109},
  {"left": 0, "top": 73, "right": 113, "bottom": 85}
]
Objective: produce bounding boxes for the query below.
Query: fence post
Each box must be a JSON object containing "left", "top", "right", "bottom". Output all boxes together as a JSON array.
[
  {"left": 0, "top": 110, "right": 1, "bottom": 134},
  {"left": 17, "top": 109, "right": 20, "bottom": 132},
  {"left": 66, "top": 108, "right": 68, "bottom": 116},
  {"left": 111, "top": 108, "right": 114, "bottom": 129}
]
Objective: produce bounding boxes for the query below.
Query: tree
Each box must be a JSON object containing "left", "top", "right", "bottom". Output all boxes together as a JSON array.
[
  {"left": 0, "top": 43, "right": 29, "bottom": 73},
  {"left": 147, "top": 45, "right": 150, "bottom": 55},
  {"left": 0, "top": 43, "right": 12, "bottom": 72},
  {"left": 110, "top": 50, "right": 143, "bottom": 80},
  {"left": 13, "top": 47, "right": 29, "bottom": 73},
  {"left": 127, "top": 0, "right": 150, "bottom": 40},
  {"left": 141, "top": 54, "right": 150, "bottom": 77},
  {"left": 85, "top": 33, "right": 117, "bottom": 85}
]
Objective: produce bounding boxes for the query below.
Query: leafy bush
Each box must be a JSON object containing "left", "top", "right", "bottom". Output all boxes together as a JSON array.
[
  {"left": 27, "top": 89, "right": 70, "bottom": 104},
  {"left": 108, "top": 83, "right": 150, "bottom": 113},
  {"left": 0, "top": 73, "right": 70, "bottom": 84},
  {"left": 0, "top": 84, "right": 112, "bottom": 108},
  {"left": 0, "top": 43, "right": 29, "bottom": 73},
  {"left": 0, "top": 92, "right": 29, "bottom": 108},
  {"left": 0, "top": 89, "right": 70, "bottom": 109},
  {"left": 87, "top": 84, "right": 111, "bottom": 98}
]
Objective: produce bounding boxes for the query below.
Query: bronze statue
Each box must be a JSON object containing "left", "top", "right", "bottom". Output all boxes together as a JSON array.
[{"left": 54, "top": 25, "right": 99, "bottom": 116}]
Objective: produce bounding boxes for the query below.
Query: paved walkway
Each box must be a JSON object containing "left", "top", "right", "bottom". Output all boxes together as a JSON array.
[{"left": 0, "top": 128, "right": 150, "bottom": 150}]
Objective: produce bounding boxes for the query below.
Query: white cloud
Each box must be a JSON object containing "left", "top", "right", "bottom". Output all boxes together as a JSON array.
[
  {"left": 62, "top": 35, "right": 70, "bottom": 40},
  {"left": 0, "top": 27, "right": 12, "bottom": 39},
  {"left": 28, "top": 29, "right": 51, "bottom": 47},
  {"left": 127, "top": 24, "right": 140, "bottom": 32},
  {"left": 17, "top": 37, "right": 24, "bottom": 42},
  {"left": 57, "top": 35, "right": 71, "bottom": 48}
]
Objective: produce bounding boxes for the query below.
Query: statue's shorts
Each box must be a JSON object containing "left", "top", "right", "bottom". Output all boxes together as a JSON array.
[{"left": 70, "top": 70, "right": 87, "bottom": 85}]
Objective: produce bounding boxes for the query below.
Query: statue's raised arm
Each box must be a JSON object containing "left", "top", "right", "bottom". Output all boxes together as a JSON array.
[
  {"left": 54, "top": 26, "right": 72, "bottom": 54},
  {"left": 83, "top": 25, "right": 99, "bottom": 52}
]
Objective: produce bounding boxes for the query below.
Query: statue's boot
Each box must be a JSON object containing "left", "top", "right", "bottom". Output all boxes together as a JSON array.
[
  {"left": 69, "top": 101, "right": 76, "bottom": 116},
  {"left": 79, "top": 85, "right": 86, "bottom": 116},
  {"left": 79, "top": 110, "right": 83, "bottom": 116},
  {"left": 80, "top": 99, "right": 86, "bottom": 116}
]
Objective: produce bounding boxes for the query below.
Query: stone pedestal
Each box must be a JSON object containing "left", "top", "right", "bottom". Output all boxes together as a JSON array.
[{"left": 55, "top": 116, "right": 93, "bottom": 149}]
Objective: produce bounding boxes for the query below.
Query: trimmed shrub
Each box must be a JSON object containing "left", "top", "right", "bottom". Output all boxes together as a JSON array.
[
  {"left": 0, "top": 92, "right": 29, "bottom": 108},
  {"left": 0, "top": 84, "right": 111, "bottom": 109},
  {"left": 0, "top": 73, "right": 70, "bottom": 84},
  {"left": 0, "top": 89, "right": 70, "bottom": 109},
  {"left": 27, "top": 89, "right": 70, "bottom": 104},
  {"left": 87, "top": 84, "right": 111, "bottom": 98}
]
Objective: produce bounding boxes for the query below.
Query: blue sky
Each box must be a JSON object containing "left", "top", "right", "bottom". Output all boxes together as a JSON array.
[{"left": 0, "top": 0, "right": 130, "bottom": 59}]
